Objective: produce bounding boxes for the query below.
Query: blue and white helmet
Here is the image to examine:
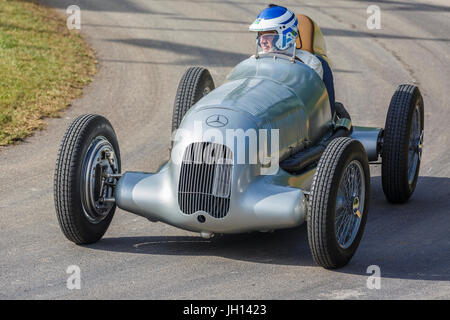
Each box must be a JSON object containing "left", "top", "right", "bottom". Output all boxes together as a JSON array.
[{"left": 249, "top": 5, "right": 298, "bottom": 51}]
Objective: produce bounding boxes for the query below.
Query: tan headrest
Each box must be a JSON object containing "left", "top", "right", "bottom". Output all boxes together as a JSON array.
[{"left": 296, "top": 14, "right": 314, "bottom": 54}]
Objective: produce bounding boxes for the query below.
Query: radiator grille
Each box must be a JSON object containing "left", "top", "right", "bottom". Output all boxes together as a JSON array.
[{"left": 178, "top": 142, "right": 233, "bottom": 218}]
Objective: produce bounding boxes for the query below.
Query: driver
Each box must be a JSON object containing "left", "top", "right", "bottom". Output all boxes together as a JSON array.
[{"left": 249, "top": 5, "right": 324, "bottom": 80}]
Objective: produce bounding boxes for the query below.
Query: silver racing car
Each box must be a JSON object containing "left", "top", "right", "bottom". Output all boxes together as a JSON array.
[{"left": 54, "top": 39, "right": 424, "bottom": 269}]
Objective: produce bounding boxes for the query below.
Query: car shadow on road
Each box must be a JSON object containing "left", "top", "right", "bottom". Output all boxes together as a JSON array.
[
  {"left": 39, "top": 0, "right": 176, "bottom": 15},
  {"left": 322, "top": 27, "right": 450, "bottom": 42},
  {"left": 106, "top": 38, "right": 250, "bottom": 67},
  {"left": 347, "top": 0, "right": 450, "bottom": 12},
  {"left": 88, "top": 176, "right": 450, "bottom": 281}
]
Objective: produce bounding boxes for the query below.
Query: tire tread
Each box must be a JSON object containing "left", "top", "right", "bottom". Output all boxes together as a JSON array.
[
  {"left": 172, "top": 67, "right": 214, "bottom": 132},
  {"left": 382, "top": 84, "right": 423, "bottom": 203},
  {"left": 54, "top": 114, "right": 119, "bottom": 244}
]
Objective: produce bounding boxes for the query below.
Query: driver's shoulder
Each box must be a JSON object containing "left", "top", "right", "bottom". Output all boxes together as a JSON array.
[
  {"left": 295, "top": 49, "right": 319, "bottom": 63},
  {"left": 295, "top": 49, "right": 324, "bottom": 79}
]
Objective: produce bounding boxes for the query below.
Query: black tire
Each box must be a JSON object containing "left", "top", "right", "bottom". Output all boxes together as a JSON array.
[
  {"left": 382, "top": 84, "right": 424, "bottom": 203},
  {"left": 307, "top": 137, "right": 370, "bottom": 269},
  {"left": 172, "top": 67, "right": 214, "bottom": 132},
  {"left": 54, "top": 114, "right": 121, "bottom": 244}
]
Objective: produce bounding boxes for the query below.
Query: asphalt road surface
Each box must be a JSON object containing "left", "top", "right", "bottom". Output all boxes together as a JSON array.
[{"left": 1, "top": 0, "right": 449, "bottom": 299}]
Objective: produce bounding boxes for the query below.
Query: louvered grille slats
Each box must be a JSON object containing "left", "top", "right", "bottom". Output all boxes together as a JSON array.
[{"left": 178, "top": 142, "right": 233, "bottom": 218}]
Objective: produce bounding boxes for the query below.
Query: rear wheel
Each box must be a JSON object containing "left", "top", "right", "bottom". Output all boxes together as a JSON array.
[
  {"left": 54, "top": 114, "right": 121, "bottom": 244},
  {"left": 382, "top": 84, "right": 424, "bottom": 203},
  {"left": 307, "top": 137, "right": 370, "bottom": 269},
  {"left": 172, "top": 67, "right": 214, "bottom": 132}
]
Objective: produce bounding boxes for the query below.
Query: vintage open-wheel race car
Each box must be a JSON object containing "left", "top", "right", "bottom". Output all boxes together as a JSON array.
[{"left": 54, "top": 21, "right": 424, "bottom": 269}]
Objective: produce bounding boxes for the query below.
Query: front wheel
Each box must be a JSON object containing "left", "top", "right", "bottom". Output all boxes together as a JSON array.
[
  {"left": 307, "top": 137, "right": 370, "bottom": 269},
  {"left": 172, "top": 67, "right": 215, "bottom": 132},
  {"left": 54, "top": 114, "right": 121, "bottom": 244}
]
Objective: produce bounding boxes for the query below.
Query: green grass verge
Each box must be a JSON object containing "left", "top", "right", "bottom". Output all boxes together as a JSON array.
[{"left": 0, "top": 0, "right": 96, "bottom": 145}]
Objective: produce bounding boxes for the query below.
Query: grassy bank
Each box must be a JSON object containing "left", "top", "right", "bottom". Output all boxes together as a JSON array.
[{"left": 0, "top": 0, "right": 96, "bottom": 145}]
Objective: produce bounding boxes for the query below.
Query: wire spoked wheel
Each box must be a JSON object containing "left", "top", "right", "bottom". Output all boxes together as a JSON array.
[
  {"left": 407, "top": 102, "right": 423, "bottom": 186},
  {"left": 308, "top": 137, "right": 370, "bottom": 269},
  {"left": 335, "top": 160, "right": 365, "bottom": 249}
]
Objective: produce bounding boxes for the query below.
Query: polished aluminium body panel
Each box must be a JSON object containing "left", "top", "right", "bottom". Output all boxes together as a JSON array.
[
  {"left": 115, "top": 54, "right": 380, "bottom": 235},
  {"left": 115, "top": 163, "right": 312, "bottom": 234},
  {"left": 186, "top": 54, "right": 333, "bottom": 161}
]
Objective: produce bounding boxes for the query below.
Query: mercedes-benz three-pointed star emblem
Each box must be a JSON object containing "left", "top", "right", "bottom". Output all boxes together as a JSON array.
[{"left": 205, "top": 114, "right": 228, "bottom": 127}]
